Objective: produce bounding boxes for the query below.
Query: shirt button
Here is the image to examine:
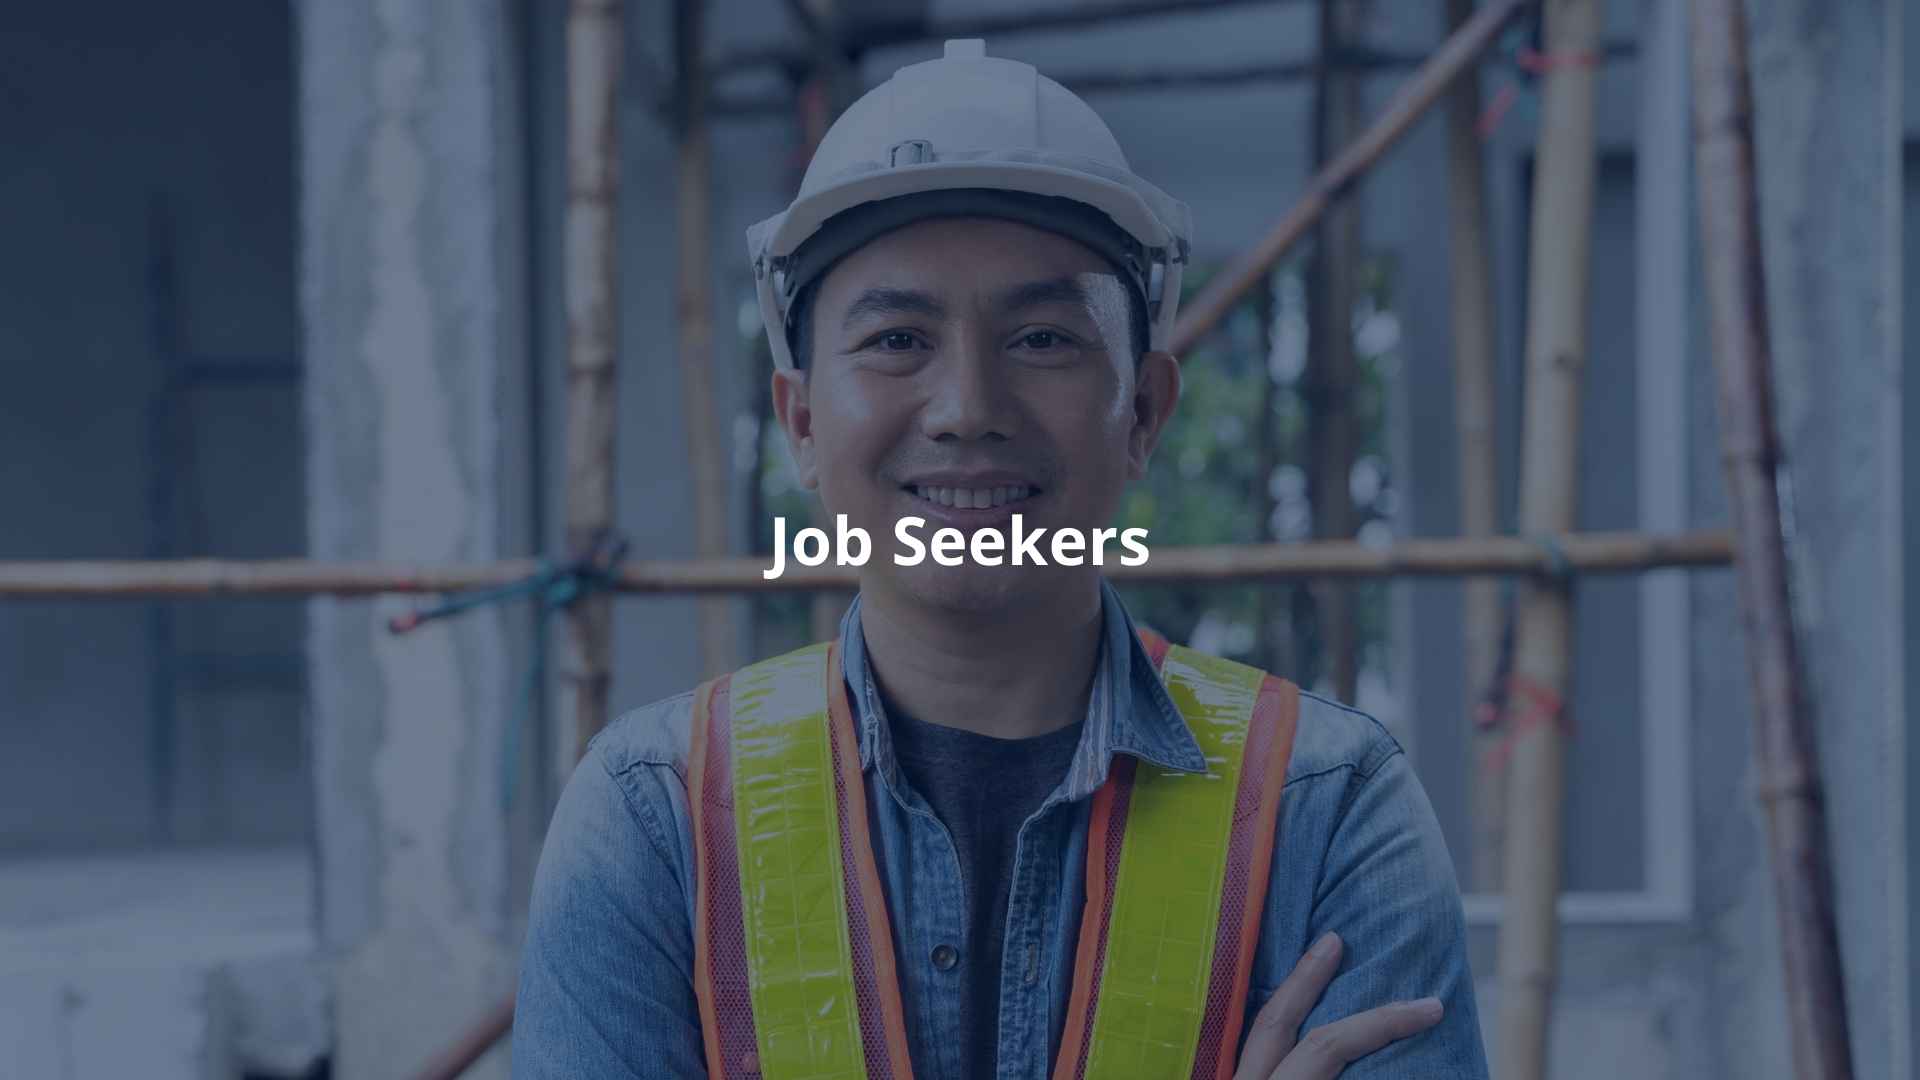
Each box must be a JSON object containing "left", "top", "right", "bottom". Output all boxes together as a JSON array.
[{"left": 931, "top": 943, "right": 959, "bottom": 971}]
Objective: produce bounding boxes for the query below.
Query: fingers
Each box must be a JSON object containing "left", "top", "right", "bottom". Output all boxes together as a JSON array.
[
  {"left": 1269, "top": 997, "right": 1445, "bottom": 1080},
  {"left": 1233, "top": 931, "right": 1344, "bottom": 1080}
]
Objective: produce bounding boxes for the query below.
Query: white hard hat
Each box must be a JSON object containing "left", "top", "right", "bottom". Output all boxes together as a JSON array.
[{"left": 747, "top": 38, "right": 1192, "bottom": 369}]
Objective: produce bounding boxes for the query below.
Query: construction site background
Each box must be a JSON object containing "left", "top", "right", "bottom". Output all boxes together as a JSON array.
[{"left": 0, "top": 1, "right": 1910, "bottom": 1078}]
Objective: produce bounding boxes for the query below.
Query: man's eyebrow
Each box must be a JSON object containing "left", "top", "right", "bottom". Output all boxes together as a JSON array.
[
  {"left": 840, "top": 287, "right": 945, "bottom": 329},
  {"left": 995, "top": 276, "right": 1097, "bottom": 314}
]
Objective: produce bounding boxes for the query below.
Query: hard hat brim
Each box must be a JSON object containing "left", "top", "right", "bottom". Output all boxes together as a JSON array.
[
  {"left": 749, "top": 155, "right": 1191, "bottom": 369},
  {"left": 751, "top": 154, "right": 1189, "bottom": 261}
]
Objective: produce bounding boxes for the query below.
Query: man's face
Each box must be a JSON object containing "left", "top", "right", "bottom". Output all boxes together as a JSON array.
[{"left": 771, "top": 216, "right": 1179, "bottom": 615}]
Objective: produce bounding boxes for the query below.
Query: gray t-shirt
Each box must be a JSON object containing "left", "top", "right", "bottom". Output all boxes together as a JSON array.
[{"left": 887, "top": 703, "right": 1085, "bottom": 1079}]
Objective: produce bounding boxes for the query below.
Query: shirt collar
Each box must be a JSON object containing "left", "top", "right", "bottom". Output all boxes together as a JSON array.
[{"left": 837, "top": 579, "right": 1207, "bottom": 804}]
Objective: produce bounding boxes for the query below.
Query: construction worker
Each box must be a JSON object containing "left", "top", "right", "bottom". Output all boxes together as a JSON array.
[{"left": 514, "top": 40, "right": 1487, "bottom": 1080}]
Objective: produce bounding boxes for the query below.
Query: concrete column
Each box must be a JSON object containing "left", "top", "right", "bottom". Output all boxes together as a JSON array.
[
  {"left": 299, "top": 1, "right": 524, "bottom": 1076},
  {"left": 1746, "top": 1, "right": 1907, "bottom": 1076}
]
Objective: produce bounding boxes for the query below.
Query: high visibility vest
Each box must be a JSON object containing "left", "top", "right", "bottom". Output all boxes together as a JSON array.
[{"left": 689, "top": 630, "right": 1301, "bottom": 1080}]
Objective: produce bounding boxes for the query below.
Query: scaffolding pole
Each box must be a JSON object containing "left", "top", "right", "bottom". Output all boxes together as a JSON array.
[
  {"left": 792, "top": 0, "right": 860, "bottom": 644},
  {"left": 0, "top": 530, "right": 1733, "bottom": 599},
  {"left": 1493, "top": 0, "right": 1603, "bottom": 1075},
  {"left": 1444, "top": 0, "right": 1508, "bottom": 894},
  {"left": 1304, "top": 0, "right": 1365, "bottom": 704},
  {"left": 1689, "top": 0, "right": 1855, "bottom": 1074},
  {"left": 675, "top": 0, "right": 734, "bottom": 679},
  {"left": 710, "top": 0, "right": 1295, "bottom": 77},
  {"left": 562, "top": 0, "right": 624, "bottom": 765},
  {"left": 707, "top": 42, "right": 1639, "bottom": 119},
  {"left": 1170, "top": 0, "right": 1529, "bottom": 355}
]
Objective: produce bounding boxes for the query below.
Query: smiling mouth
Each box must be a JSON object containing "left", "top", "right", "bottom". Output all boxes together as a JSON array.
[{"left": 905, "top": 484, "right": 1040, "bottom": 510}]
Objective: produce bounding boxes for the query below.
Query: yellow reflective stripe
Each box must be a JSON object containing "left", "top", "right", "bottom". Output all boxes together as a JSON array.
[
  {"left": 731, "top": 644, "right": 868, "bottom": 1080},
  {"left": 1083, "top": 644, "right": 1264, "bottom": 1080}
]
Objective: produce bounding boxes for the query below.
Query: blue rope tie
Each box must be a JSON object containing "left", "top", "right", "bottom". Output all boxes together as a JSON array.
[{"left": 388, "top": 535, "right": 627, "bottom": 811}]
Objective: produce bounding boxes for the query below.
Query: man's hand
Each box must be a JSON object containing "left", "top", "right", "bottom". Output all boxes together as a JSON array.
[{"left": 1231, "top": 932, "right": 1444, "bottom": 1080}]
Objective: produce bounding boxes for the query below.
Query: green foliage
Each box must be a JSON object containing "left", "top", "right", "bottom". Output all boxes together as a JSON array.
[
  {"left": 1113, "top": 266, "right": 1283, "bottom": 664},
  {"left": 1117, "top": 256, "right": 1401, "bottom": 686}
]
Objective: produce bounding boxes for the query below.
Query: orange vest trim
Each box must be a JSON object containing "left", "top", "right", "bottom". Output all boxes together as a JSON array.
[
  {"left": 1049, "top": 639, "right": 1299, "bottom": 1080},
  {"left": 692, "top": 644, "right": 914, "bottom": 1079},
  {"left": 690, "top": 636, "right": 1300, "bottom": 1080}
]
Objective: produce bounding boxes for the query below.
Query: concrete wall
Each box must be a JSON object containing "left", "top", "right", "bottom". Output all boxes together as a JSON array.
[
  {"left": 0, "top": 850, "right": 321, "bottom": 1079},
  {"left": 0, "top": 6, "right": 328, "bottom": 1076},
  {"left": 1748, "top": 0, "right": 1908, "bottom": 1073},
  {"left": 0, "top": 1, "right": 306, "bottom": 854},
  {"left": 299, "top": 0, "right": 530, "bottom": 1075}
]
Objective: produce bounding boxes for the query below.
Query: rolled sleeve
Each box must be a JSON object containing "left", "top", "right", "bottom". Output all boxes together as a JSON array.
[{"left": 511, "top": 744, "right": 706, "bottom": 1079}]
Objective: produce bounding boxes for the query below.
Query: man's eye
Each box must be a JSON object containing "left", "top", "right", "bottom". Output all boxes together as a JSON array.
[
  {"left": 1019, "top": 330, "right": 1068, "bottom": 350},
  {"left": 873, "top": 331, "right": 919, "bottom": 351}
]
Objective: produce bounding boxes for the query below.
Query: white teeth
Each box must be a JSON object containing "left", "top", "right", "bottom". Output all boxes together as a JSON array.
[{"left": 911, "top": 484, "right": 1035, "bottom": 507}]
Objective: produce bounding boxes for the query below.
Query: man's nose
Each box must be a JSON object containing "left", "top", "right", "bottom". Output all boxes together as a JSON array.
[{"left": 918, "top": 343, "right": 1017, "bottom": 443}]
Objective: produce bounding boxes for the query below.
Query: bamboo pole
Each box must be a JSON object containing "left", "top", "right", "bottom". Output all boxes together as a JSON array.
[
  {"left": 747, "top": 341, "right": 777, "bottom": 659},
  {"left": 710, "top": 0, "right": 1291, "bottom": 77},
  {"left": 562, "top": 0, "right": 623, "bottom": 760},
  {"left": 709, "top": 43, "right": 1640, "bottom": 119},
  {"left": 791, "top": 0, "right": 859, "bottom": 645},
  {"left": 1052, "top": 46, "right": 1526, "bottom": 93},
  {"left": 1493, "top": 0, "right": 1603, "bottom": 1075},
  {"left": 1170, "top": 0, "right": 1529, "bottom": 357},
  {"left": 402, "top": 8, "right": 626, "bottom": 1075},
  {"left": 675, "top": 0, "right": 735, "bottom": 679},
  {"left": 1305, "top": 0, "right": 1364, "bottom": 704},
  {"left": 1689, "top": 0, "right": 1855, "bottom": 1074},
  {"left": 1444, "top": 0, "right": 1508, "bottom": 893},
  {"left": 0, "top": 530, "right": 1733, "bottom": 599},
  {"left": 1254, "top": 275, "right": 1289, "bottom": 674}
]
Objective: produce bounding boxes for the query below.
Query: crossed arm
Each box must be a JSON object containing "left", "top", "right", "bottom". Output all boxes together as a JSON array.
[
  {"left": 512, "top": 741, "right": 1483, "bottom": 1078},
  {"left": 1235, "top": 930, "right": 1444, "bottom": 1079},
  {"left": 1241, "top": 744, "right": 1490, "bottom": 1078}
]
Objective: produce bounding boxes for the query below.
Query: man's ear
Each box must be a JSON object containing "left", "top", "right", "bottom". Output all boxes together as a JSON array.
[
  {"left": 1126, "top": 350, "right": 1182, "bottom": 480},
  {"left": 769, "top": 367, "right": 820, "bottom": 490}
]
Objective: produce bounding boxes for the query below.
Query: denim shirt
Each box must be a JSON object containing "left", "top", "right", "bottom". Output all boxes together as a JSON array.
[{"left": 513, "top": 582, "right": 1490, "bottom": 1079}]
